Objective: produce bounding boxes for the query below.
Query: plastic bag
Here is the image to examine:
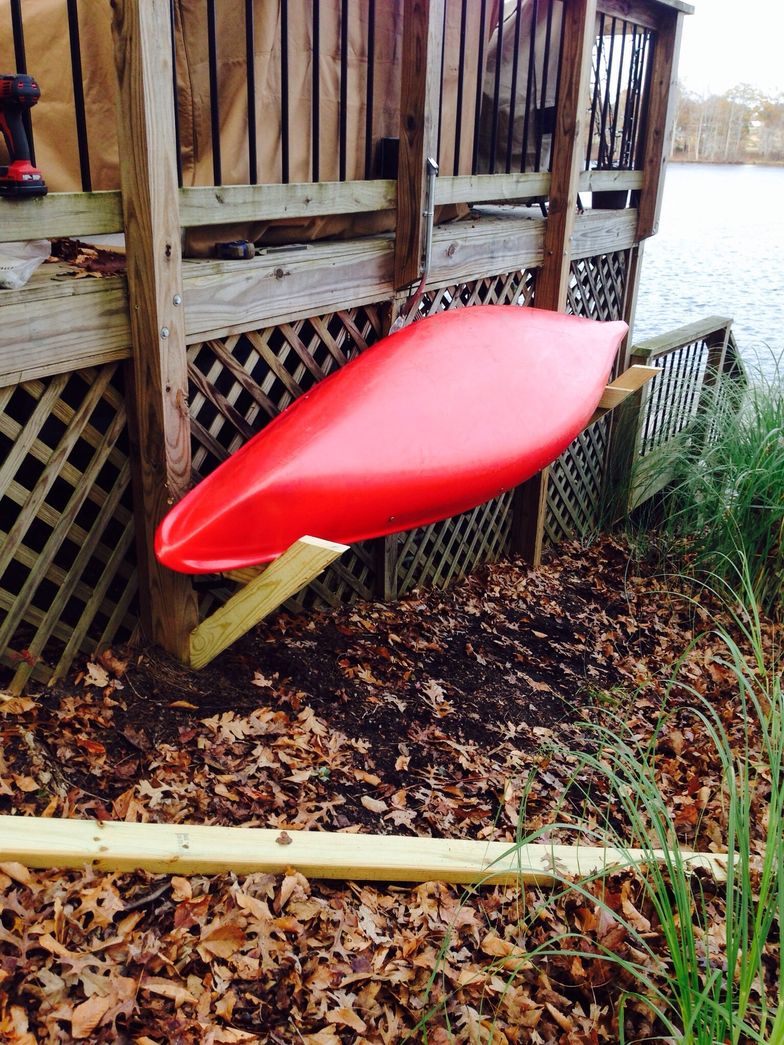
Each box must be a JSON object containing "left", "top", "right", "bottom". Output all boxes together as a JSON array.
[{"left": 0, "top": 239, "right": 51, "bottom": 289}]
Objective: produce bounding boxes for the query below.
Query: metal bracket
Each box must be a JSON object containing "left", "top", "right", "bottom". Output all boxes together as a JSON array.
[{"left": 390, "top": 156, "right": 439, "bottom": 334}]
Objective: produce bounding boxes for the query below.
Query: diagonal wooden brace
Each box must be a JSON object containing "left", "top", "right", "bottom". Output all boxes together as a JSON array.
[
  {"left": 589, "top": 364, "right": 660, "bottom": 425},
  {"left": 189, "top": 535, "right": 348, "bottom": 670}
]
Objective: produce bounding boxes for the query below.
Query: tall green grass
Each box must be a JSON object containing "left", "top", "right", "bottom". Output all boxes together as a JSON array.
[
  {"left": 633, "top": 353, "right": 784, "bottom": 618},
  {"left": 416, "top": 558, "right": 783, "bottom": 1042}
]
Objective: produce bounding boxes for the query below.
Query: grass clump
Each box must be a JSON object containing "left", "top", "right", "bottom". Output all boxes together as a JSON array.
[{"left": 633, "top": 352, "right": 784, "bottom": 618}]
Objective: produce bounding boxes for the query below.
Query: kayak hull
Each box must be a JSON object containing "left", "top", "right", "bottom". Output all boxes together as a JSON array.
[{"left": 156, "top": 305, "right": 627, "bottom": 573}]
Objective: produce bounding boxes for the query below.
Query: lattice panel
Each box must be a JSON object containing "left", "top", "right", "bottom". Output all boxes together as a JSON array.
[
  {"left": 567, "top": 251, "right": 629, "bottom": 322},
  {"left": 396, "top": 492, "right": 514, "bottom": 596},
  {"left": 187, "top": 305, "right": 385, "bottom": 480},
  {"left": 414, "top": 268, "right": 536, "bottom": 317},
  {"left": 544, "top": 251, "right": 630, "bottom": 544},
  {"left": 0, "top": 366, "right": 138, "bottom": 692}
]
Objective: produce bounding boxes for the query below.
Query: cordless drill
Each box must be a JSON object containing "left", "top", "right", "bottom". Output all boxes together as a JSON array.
[{"left": 0, "top": 73, "right": 47, "bottom": 197}]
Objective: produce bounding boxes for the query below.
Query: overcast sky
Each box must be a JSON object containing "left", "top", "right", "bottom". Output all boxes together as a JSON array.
[{"left": 677, "top": 0, "right": 784, "bottom": 97}]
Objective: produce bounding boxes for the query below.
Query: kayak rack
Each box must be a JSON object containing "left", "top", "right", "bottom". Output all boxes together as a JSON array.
[
  {"left": 188, "top": 536, "right": 348, "bottom": 670},
  {"left": 180, "top": 365, "right": 657, "bottom": 671}
]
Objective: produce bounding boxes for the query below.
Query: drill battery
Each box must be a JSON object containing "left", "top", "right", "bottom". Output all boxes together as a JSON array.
[{"left": 0, "top": 74, "right": 48, "bottom": 198}]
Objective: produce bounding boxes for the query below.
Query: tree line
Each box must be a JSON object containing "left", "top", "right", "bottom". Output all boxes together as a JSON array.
[{"left": 671, "top": 85, "right": 784, "bottom": 164}]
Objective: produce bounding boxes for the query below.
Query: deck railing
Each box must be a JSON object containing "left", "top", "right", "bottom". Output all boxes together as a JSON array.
[{"left": 619, "top": 316, "right": 746, "bottom": 509}]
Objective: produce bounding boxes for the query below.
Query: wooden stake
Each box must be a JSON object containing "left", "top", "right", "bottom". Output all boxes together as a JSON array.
[
  {"left": 189, "top": 537, "right": 347, "bottom": 670},
  {"left": 0, "top": 815, "right": 731, "bottom": 885}
]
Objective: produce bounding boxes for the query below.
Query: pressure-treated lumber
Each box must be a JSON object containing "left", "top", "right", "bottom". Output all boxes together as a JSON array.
[
  {"left": 517, "top": 0, "right": 597, "bottom": 568},
  {"left": 394, "top": 0, "right": 445, "bottom": 290},
  {"left": 0, "top": 815, "right": 731, "bottom": 885},
  {"left": 535, "top": 0, "right": 598, "bottom": 313},
  {"left": 596, "top": 364, "right": 660, "bottom": 411},
  {"left": 636, "top": 7, "right": 686, "bottom": 239},
  {"left": 111, "top": 0, "right": 198, "bottom": 660},
  {"left": 189, "top": 537, "right": 348, "bottom": 670}
]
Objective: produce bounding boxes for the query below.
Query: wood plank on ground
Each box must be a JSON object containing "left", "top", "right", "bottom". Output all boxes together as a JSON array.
[{"left": 0, "top": 815, "right": 731, "bottom": 884}]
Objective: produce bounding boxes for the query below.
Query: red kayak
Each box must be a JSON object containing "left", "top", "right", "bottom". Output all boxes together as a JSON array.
[{"left": 156, "top": 305, "right": 627, "bottom": 573}]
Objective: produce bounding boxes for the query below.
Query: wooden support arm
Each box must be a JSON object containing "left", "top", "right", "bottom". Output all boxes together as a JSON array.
[
  {"left": 0, "top": 815, "right": 731, "bottom": 885},
  {"left": 589, "top": 364, "right": 659, "bottom": 425},
  {"left": 189, "top": 536, "right": 347, "bottom": 670}
]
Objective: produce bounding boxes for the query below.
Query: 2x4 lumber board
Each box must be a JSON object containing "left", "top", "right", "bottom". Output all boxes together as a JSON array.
[
  {"left": 0, "top": 815, "right": 730, "bottom": 884},
  {"left": 596, "top": 0, "right": 692, "bottom": 30},
  {"left": 578, "top": 169, "right": 644, "bottom": 192},
  {"left": 571, "top": 208, "right": 638, "bottom": 259},
  {"left": 427, "top": 216, "right": 545, "bottom": 289},
  {"left": 636, "top": 8, "right": 685, "bottom": 240},
  {"left": 596, "top": 364, "right": 660, "bottom": 410},
  {"left": 436, "top": 173, "right": 551, "bottom": 206},
  {"left": 179, "top": 180, "right": 396, "bottom": 227},
  {"left": 189, "top": 537, "right": 348, "bottom": 670},
  {"left": 181, "top": 238, "right": 394, "bottom": 343},
  {"left": 0, "top": 191, "right": 124, "bottom": 243},
  {"left": 0, "top": 278, "right": 130, "bottom": 389},
  {"left": 394, "top": 0, "right": 445, "bottom": 289},
  {"left": 510, "top": 467, "right": 550, "bottom": 566},
  {"left": 630, "top": 316, "right": 733, "bottom": 361},
  {"left": 111, "top": 0, "right": 198, "bottom": 660},
  {"left": 535, "top": 0, "right": 598, "bottom": 312}
]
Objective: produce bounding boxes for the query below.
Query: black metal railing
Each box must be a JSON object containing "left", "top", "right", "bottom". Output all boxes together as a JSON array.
[
  {"left": 586, "top": 15, "right": 653, "bottom": 172},
  {"left": 1, "top": 2, "right": 655, "bottom": 196}
]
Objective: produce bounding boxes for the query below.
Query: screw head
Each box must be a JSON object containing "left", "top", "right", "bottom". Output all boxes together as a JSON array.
[
  {"left": 160, "top": 327, "right": 170, "bottom": 339},
  {"left": 172, "top": 294, "right": 182, "bottom": 306}
]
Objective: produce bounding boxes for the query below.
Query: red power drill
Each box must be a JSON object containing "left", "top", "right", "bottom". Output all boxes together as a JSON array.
[{"left": 0, "top": 73, "right": 47, "bottom": 197}]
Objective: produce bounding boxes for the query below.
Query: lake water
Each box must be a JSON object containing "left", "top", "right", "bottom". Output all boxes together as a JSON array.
[{"left": 632, "top": 163, "right": 784, "bottom": 380}]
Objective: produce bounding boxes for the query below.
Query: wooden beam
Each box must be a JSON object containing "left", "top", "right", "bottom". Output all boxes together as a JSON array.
[
  {"left": 111, "top": 0, "right": 198, "bottom": 660},
  {"left": 534, "top": 0, "right": 598, "bottom": 312},
  {"left": 519, "top": 0, "right": 597, "bottom": 566},
  {"left": 394, "top": 0, "right": 445, "bottom": 290},
  {"left": 596, "top": 364, "right": 660, "bottom": 411},
  {"left": 436, "top": 172, "right": 551, "bottom": 206},
  {"left": 179, "top": 180, "right": 396, "bottom": 227},
  {"left": 636, "top": 8, "right": 685, "bottom": 240},
  {"left": 510, "top": 466, "right": 550, "bottom": 566},
  {"left": 189, "top": 537, "right": 347, "bottom": 670},
  {"left": 0, "top": 191, "right": 124, "bottom": 242},
  {"left": 0, "top": 815, "right": 731, "bottom": 884},
  {"left": 630, "top": 315, "right": 734, "bottom": 361}
]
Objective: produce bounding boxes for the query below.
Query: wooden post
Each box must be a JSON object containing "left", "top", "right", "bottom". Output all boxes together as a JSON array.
[
  {"left": 515, "top": 0, "right": 598, "bottom": 564},
  {"left": 111, "top": 0, "right": 198, "bottom": 659},
  {"left": 394, "top": 0, "right": 445, "bottom": 290},
  {"left": 635, "top": 8, "right": 686, "bottom": 240}
]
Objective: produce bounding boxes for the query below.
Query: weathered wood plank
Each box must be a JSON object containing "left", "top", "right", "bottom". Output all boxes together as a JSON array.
[
  {"left": 571, "top": 208, "right": 638, "bottom": 258},
  {"left": 0, "top": 191, "right": 124, "bottom": 242},
  {"left": 181, "top": 238, "right": 395, "bottom": 342},
  {"left": 0, "top": 274, "right": 130, "bottom": 389},
  {"left": 190, "top": 537, "right": 348, "bottom": 670},
  {"left": 578, "top": 169, "right": 644, "bottom": 192},
  {"left": 111, "top": 0, "right": 198, "bottom": 660},
  {"left": 597, "top": 0, "right": 692, "bottom": 29},
  {"left": 394, "top": 0, "right": 445, "bottom": 289},
  {"left": 436, "top": 172, "right": 551, "bottom": 205},
  {"left": 535, "top": 0, "right": 598, "bottom": 312},
  {"left": 179, "top": 180, "right": 396, "bottom": 227},
  {"left": 636, "top": 8, "right": 685, "bottom": 239},
  {"left": 0, "top": 815, "right": 730, "bottom": 883},
  {"left": 630, "top": 316, "right": 734, "bottom": 360}
]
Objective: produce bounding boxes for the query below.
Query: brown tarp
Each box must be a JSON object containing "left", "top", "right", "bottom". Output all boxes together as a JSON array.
[{"left": 0, "top": 1, "right": 499, "bottom": 255}]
